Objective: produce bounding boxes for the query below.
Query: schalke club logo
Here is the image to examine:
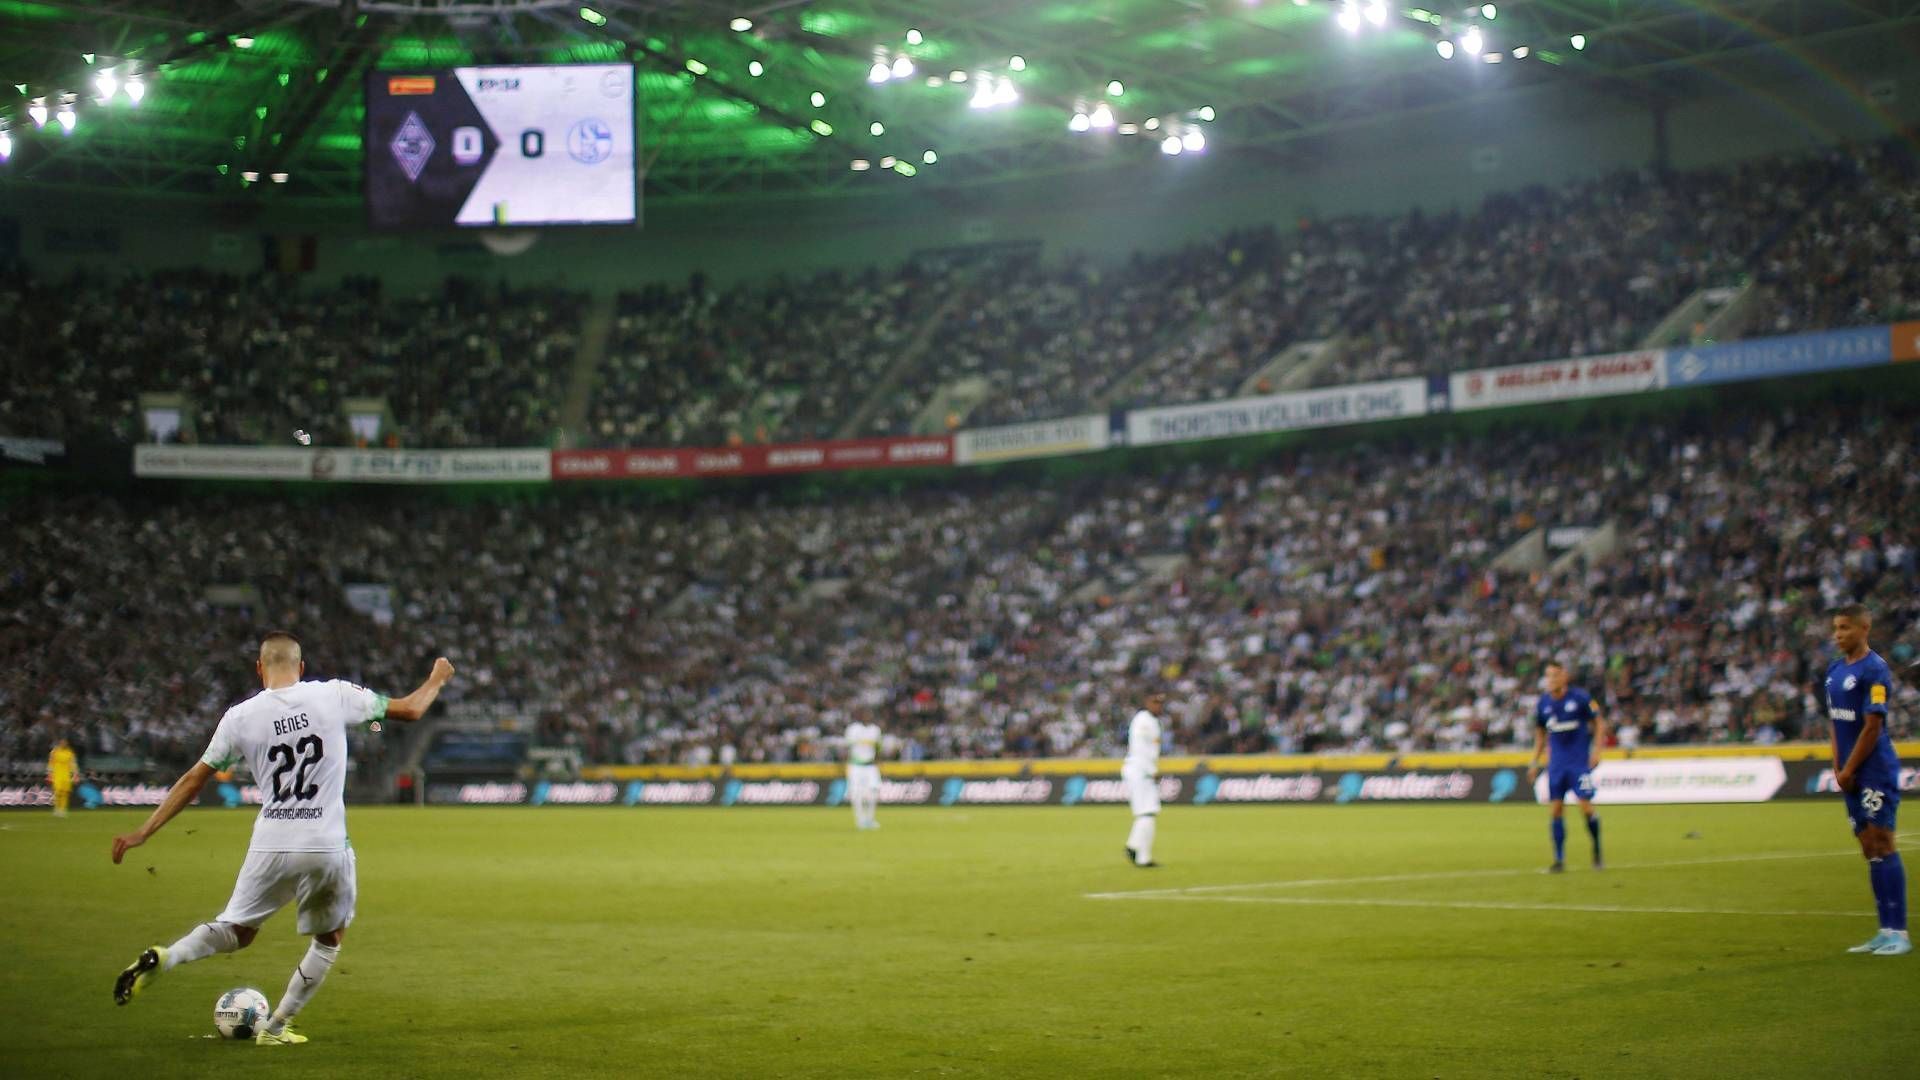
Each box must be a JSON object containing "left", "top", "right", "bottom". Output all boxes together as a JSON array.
[{"left": 567, "top": 119, "right": 614, "bottom": 164}]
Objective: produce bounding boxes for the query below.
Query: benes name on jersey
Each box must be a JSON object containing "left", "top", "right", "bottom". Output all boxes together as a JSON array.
[{"left": 274, "top": 713, "right": 311, "bottom": 736}]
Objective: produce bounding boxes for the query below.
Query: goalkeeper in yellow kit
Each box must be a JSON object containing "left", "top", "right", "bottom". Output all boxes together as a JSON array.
[{"left": 48, "top": 739, "right": 78, "bottom": 817}]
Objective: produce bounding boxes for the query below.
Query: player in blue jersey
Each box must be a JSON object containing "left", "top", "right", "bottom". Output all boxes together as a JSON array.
[
  {"left": 1525, "top": 660, "right": 1607, "bottom": 873},
  {"left": 1826, "top": 603, "right": 1909, "bottom": 956}
]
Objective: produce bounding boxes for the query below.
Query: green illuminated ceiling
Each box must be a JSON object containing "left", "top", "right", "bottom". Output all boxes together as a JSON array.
[{"left": 0, "top": 0, "right": 1913, "bottom": 205}]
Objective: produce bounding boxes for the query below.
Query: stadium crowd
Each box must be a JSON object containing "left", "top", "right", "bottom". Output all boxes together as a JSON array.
[
  {"left": 1760, "top": 139, "right": 1920, "bottom": 333},
  {"left": 874, "top": 231, "right": 1272, "bottom": 432},
  {"left": 0, "top": 270, "right": 582, "bottom": 448},
  {"left": 4, "top": 143, "right": 1912, "bottom": 455},
  {"left": 5, "top": 390, "right": 1914, "bottom": 776},
  {"left": 589, "top": 259, "right": 971, "bottom": 447}
]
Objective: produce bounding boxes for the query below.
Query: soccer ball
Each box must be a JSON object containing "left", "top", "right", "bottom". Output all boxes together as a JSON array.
[{"left": 213, "top": 988, "right": 272, "bottom": 1039}]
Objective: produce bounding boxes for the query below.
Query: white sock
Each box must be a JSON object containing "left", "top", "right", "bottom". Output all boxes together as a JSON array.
[
  {"left": 165, "top": 922, "right": 242, "bottom": 969},
  {"left": 1128, "top": 816, "right": 1156, "bottom": 864},
  {"left": 270, "top": 941, "right": 340, "bottom": 1031}
]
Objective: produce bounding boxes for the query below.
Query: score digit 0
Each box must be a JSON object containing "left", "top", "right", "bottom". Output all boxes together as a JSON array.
[
  {"left": 521, "top": 129, "right": 544, "bottom": 159},
  {"left": 451, "top": 126, "right": 484, "bottom": 166}
]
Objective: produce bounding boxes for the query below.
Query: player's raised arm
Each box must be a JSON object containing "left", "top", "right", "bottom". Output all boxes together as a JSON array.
[
  {"left": 111, "top": 761, "right": 215, "bottom": 864},
  {"left": 385, "top": 657, "right": 458, "bottom": 722}
]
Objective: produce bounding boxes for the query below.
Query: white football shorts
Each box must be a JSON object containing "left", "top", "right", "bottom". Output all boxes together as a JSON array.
[
  {"left": 1121, "top": 764, "right": 1161, "bottom": 816},
  {"left": 847, "top": 764, "right": 882, "bottom": 796},
  {"left": 217, "top": 848, "right": 357, "bottom": 935}
]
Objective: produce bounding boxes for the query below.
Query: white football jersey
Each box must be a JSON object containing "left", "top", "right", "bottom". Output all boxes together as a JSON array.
[
  {"left": 846, "top": 722, "right": 882, "bottom": 767},
  {"left": 1125, "top": 709, "right": 1162, "bottom": 774},
  {"left": 201, "top": 680, "right": 387, "bottom": 852}
]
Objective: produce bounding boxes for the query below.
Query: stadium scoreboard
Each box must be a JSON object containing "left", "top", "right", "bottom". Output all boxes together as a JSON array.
[{"left": 365, "top": 64, "right": 636, "bottom": 228}]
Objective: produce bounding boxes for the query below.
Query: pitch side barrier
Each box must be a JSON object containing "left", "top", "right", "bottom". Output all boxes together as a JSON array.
[
  {"left": 424, "top": 743, "right": 1916, "bottom": 808},
  {"left": 122, "top": 325, "right": 1916, "bottom": 484},
  {"left": 9, "top": 745, "right": 1915, "bottom": 809}
]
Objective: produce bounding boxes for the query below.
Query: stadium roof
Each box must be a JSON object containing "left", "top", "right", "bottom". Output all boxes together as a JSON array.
[{"left": 0, "top": 0, "right": 1914, "bottom": 206}]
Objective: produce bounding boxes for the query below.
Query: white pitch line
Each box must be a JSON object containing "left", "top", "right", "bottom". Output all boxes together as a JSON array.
[
  {"left": 1087, "top": 834, "right": 1920, "bottom": 901},
  {"left": 1101, "top": 894, "right": 1870, "bottom": 918}
]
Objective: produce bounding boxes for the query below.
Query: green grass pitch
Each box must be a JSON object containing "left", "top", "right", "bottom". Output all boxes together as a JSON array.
[{"left": 3, "top": 803, "right": 1916, "bottom": 1078}]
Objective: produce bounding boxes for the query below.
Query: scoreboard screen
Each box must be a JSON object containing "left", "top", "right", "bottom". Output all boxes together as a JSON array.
[{"left": 365, "top": 64, "right": 636, "bottom": 229}]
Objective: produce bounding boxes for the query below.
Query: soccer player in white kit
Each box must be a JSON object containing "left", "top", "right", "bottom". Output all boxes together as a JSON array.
[
  {"left": 111, "top": 633, "right": 455, "bottom": 1045},
  {"left": 846, "top": 716, "right": 883, "bottom": 831},
  {"left": 1123, "top": 692, "right": 1166, "bottom": 868}
]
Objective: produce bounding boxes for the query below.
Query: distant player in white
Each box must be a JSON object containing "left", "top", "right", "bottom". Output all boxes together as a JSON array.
[
  {"left": 846, "top": 716, "right": 883, "bottom": 831},
  {"left": 111, "top": 632, "right": 455, "bottom": 1045},
  {"left": 1123, "top": 692, "right": 1166, "bottom": 868}
]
